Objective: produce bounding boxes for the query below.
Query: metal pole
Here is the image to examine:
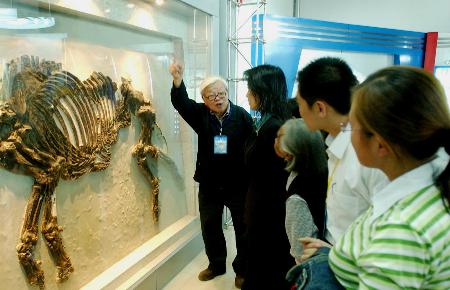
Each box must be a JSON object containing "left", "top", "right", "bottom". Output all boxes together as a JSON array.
[{"left": 227, "top": 0, "right": 232, "bottom": 100}]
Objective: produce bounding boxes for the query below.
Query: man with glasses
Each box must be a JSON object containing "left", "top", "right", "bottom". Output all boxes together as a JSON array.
[{"left": 169, "top": 62, "right": 253, "bottom": 288}]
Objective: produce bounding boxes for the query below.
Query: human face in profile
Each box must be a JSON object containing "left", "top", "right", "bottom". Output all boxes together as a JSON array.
[
  {"left": 297, "top": 91, "right": 317, "bottom": 131},
  {"left": 274, "top": 127, "right": 292, "bottom": 161},
  {"left": 349, "top": 112, "right": 377, "bottom": 168},
  {"left": 246, "top": 89, "right": 259, "bottom": 111}
]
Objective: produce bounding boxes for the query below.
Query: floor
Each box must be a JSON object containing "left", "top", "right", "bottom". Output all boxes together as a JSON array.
[{"left": 162, "top": 226, "right": 239, "bottom": 290}]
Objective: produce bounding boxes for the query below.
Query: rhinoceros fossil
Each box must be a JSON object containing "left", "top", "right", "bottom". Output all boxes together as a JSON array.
[{"left": 0, "top": 55, "right": 179, "bottom": 288}]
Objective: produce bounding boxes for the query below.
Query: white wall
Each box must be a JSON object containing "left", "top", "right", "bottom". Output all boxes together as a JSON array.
[
  {"left": 248, "top": 0, "right": 450, "bottom": 33},
  {"left": 266, "top": 0, "right": 294, "bottom": 16},
  {"left": 298, "top": 0, "right": 450, "bottom": 33}
]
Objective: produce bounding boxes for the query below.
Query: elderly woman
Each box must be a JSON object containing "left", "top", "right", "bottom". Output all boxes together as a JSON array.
[{"left": 274, "top": 118, "right": 327, "bottom": 264}]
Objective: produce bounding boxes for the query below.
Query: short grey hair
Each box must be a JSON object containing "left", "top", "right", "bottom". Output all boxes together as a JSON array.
[
  {"left": 199, "top": 76, "right": 228, "bottom": 97},
  {"left": 280, "top": 118, "right": 327, "bottom": 173}
]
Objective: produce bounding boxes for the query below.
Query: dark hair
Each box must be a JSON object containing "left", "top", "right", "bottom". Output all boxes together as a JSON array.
[
  {"left": 244, "top": 64, "right": 289, "bottom": 120},
  {"left": 297, "top": 57, "right": 358, "bottom": 115},
  {"left": 287, "top": 98, "right": 300, "bottom": 118},
  {"left": 351, "top": 66, "right": 450, "bottom": 210}
]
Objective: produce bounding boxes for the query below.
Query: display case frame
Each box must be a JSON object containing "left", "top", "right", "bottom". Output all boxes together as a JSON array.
[{"left": 0, "top": 1, "right": 218, "bottom": 289}]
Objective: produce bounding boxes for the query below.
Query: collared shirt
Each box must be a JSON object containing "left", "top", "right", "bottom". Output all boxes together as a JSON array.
[
  {"left": 372, "top": 149, "right": 449, "bottom": 220},
  {"left": 286, "top": 171, "right": 298, "bottom": 191},
  {"left": 329, "top": 155, "right": 450, "bottom": 289},
  {"left": 324, "top": 129, "right": 388, "bottom": 244},
  {"left": 210, "top": 102, "right": 231, "bottom": 125},
  {"left": 171, "top": 81, "right": 253, "bottom": 185}
]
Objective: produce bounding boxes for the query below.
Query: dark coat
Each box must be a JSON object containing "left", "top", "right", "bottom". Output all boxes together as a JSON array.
[
  {"left": 243, "top": 115, "right": 294, "bottom": 290},
  {"left": 171, "top": 81, "right": 253, "bottom": 188}
]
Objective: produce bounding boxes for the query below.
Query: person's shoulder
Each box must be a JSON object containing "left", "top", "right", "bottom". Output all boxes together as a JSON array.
[
  {"left": 258, "top": 117, "right": 283, "bottom": 138},
  {"left": 266, "top": 115, "right": 285, "bottom": 129},
  {"left": 231, "top": 103, "right": 250, "bottom": 115},
  {"left": 230, "top": 103, "right": 252, "bottom": 121}
]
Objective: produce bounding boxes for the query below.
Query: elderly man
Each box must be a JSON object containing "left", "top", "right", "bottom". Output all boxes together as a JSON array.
[{"left": 169, "top": 63, "right": 253, "bottom": 288}]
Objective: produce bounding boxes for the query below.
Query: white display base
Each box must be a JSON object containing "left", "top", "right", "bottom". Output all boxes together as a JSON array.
[{"left": 81, "top": 215, "right": 203, "bottom": 290}]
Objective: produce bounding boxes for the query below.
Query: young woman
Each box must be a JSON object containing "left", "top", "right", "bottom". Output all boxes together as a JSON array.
[
  {"left": 274, "top": 118, "right": 327, "bottom": 264},
  {"left": 242, "top": 64, "right": 294, "bottom": 290},
  {"left": 293, "top": 66, "right": 450, "bottom": 289},
  {"left": 329, "top": 66, "right": 450, "bottom": 289}
]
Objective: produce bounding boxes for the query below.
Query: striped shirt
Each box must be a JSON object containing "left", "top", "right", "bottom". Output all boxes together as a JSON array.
[{"left": 329, "top": 158, "right": 450, "bottom": 289}]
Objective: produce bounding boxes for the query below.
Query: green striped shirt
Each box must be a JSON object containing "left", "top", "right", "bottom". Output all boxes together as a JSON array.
[{"left": 329, "top": 160, "right": 450, "bottom": 289}]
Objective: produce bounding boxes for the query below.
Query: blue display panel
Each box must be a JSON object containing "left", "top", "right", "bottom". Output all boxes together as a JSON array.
[{"left": 252, "top": 14, "right": 426, "bottom": 97}]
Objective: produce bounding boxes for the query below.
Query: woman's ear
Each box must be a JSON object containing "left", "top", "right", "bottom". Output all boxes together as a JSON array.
[
  {"left": 374, "top": 134, "right": 392, "bottom": 158},
  {"left": 284, "top": 153, "right": 293, "bottom": 161}
]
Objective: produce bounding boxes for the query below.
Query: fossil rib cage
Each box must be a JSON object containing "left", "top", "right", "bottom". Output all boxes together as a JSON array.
[{"left": 0, "top": 55, "right": 176, "bottom": 288}]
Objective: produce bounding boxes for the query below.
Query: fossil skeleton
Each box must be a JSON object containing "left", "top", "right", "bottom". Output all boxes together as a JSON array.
[{"left": 0, "top": 55, "right": 180, "bottom": 288}]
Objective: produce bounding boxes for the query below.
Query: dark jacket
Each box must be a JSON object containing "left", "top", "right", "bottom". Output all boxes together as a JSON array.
[
  {"left": 171, "top": 81, "right": 253, "bottom": 188},
  {"left": 243, "top": 114, "right": 294, "bottom": 290},
  {"left": 244, "top": 115, "right": 289, "bottom": 225}
]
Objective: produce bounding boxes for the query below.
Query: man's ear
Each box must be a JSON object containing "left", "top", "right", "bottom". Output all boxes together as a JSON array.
[{"left": 315, "top": 100, "right": 327, "bottom": 118}]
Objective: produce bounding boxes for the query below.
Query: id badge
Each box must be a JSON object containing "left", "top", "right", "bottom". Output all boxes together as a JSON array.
[{"left": 214, "top": 135, "right": 228, "bottom": 154}]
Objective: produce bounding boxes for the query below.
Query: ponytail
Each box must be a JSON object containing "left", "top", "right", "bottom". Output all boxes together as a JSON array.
[{"left": 436, "top": 128, "right": 450, "bottom": 212}]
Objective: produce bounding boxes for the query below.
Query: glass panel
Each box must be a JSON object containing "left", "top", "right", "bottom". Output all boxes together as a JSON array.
[
  {"left": 0, "top": 0, "right": 210, "bottom": 289},
  {"left": 435, "top": 66, "right": 450, "bottom": 106},
  {"left": 291, "top": 48, "right": 393, "bottom": 98}
]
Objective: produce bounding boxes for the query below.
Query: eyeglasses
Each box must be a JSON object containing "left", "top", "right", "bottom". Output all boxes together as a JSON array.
[
  {"left": 205, "top": 91, "right": 227, "bottom": 101},
  {"left": 340, "top": 122, "right": 374, "bottom": 137}
]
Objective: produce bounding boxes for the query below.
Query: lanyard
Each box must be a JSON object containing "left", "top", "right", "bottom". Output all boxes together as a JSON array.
[{"left": 327, "top": 159, "right": 340, "bottom": 195}]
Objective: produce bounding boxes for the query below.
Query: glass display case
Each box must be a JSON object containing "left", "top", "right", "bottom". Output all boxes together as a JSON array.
[{"left": 0, "top": 0, "right": 211, "bottom": 289}]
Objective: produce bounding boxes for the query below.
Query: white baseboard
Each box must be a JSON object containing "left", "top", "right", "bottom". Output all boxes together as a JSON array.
[{"left": 81, "top": 215, "right": 203, "bottom": 290}]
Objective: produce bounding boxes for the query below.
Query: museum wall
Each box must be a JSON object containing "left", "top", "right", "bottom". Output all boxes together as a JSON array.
[
  {"left": 0, "top": 0, "right": 210, "bottom": 289},
  {"left": 298, "top": 0, "right": 450, "bottom": 33}
]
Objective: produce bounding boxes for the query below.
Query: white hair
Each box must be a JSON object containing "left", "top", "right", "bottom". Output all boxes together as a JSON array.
[{"left": 199, "top": 76, "right": 228, "bottom": 96}]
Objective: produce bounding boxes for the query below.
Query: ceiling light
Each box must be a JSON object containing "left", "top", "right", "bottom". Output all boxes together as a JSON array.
[
  {"left": 155, "top": 0, "right": 165, "bottom": 5},
  {"left": 0, "top": 8, "right": 55, "bottom": 29},
  {"left": 126, "top": 3, "right": 135, "bottom": 9}
]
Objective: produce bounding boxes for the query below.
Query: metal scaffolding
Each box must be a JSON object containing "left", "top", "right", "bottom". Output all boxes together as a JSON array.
[
  {"left": 223, "top": 0, "right": 266, "bottom": 229},
  {"left": 226, "top": 0, "right": 266, "bottom": 104}
]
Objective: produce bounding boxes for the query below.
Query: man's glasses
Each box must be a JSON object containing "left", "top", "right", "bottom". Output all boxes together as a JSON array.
[{"left": 205, "top": 91, "right": 227, "bottom": 101}]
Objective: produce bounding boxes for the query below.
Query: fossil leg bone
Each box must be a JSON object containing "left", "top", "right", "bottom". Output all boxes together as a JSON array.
[
  {"left": 40, "top": 157, "right": 74, "bottom": 282},
  {"left": 1, "top": 56, "right": 181, "bottom": 287},
  {"left": 16, "top": 183, "right": 46, "bottom": 289},
  {"left": 132, "top": 105, "right": 161, "bottom": 222},
  {"left": 120, "top": 79, "right": 162, "bottom": 222}
]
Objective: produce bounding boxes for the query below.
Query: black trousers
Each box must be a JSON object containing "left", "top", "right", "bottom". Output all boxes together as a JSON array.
[{"left": 198, "top": 183, "right": 247, "bottom": 275}]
